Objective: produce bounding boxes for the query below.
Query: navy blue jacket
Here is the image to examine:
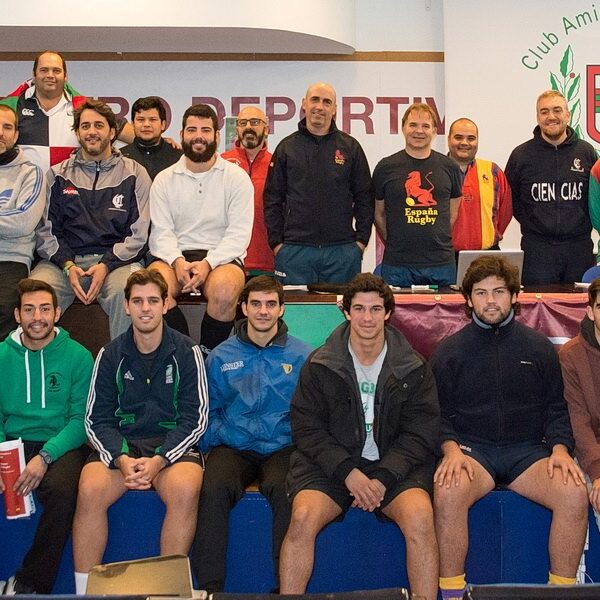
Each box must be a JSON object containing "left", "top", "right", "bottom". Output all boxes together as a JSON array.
[
  {"left": 431, "top": 315, "right": 574, "bottom": 450},
  {"left": 86, "top": 324, "right": 208, "bottom": 467}
]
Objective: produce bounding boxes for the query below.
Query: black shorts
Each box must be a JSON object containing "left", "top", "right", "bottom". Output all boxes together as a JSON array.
[
  {"left": 288, "top": 457, "right": 434, "bottom": 521},
  {"left": 458, "top": 438, "right": 550, "bottom": 485},
  {"left": 183, "top": 249, "right": 244, "bottom": 272},
  {"left": 87, "top": 437, "right": 205, "bottom": 469}
]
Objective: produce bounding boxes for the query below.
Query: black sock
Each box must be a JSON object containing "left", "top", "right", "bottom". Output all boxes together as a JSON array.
[
  {"left": 164, "top": 306, "right": 190, "bottom": 336},
  {"left": 200, "top": 313, "right": 234, "bottom": 356}
]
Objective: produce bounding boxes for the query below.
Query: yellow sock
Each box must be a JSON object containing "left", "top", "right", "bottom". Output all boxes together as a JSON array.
[
  {"left": 439, "top": 574, "right": 467, "bottom": 590},
  {"left": 548, "top": 572, "right": 576, "bottom": 585}
]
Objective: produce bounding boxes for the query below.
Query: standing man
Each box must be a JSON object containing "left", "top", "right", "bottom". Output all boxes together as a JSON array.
[
  {"left": 72, "top": 269, "right": 208, "bottom": 595},
  {"left": 32, "top": 99, "right": 151, "bottom": 340},
  {"left": 0, "top": 105, "right": 46, "bottom": 339},
  {"left": 560, "top": 276, "right": 600, "bottom": 525},
  {"left": 505, "top": 90, "right": 597, "bottom": 284},
  {"left": 120, "top": 96, "right": 182, "bottom": 181},
  {"left": 279, "top": 273, "right": 440, "bottom": 600},
  {"left": 0, "top": 279, "right": 93, "bottom": 594},
  {"left": 0, "top": 51, "right": 133, "bottom": 174},
  {"left": 264, "top": 82, "right": 373, "bottom": 285},
  {"left": 447, "top": 118, "right": 512, "bottom": 252},
  {"left": 222, "top": 106, "right": 274, "bottom": 277},
  {"left": 149, "top": 103, "right": 253, "bottom": 355},
  {"left": 192, "top": 275, "right": 311, "bottom": 593},
  {"left": 431, "top": 255, "right": 588, "bottom": 599},
  {"left": 374, "top": 103, "right": 462, "bottom": 287}
]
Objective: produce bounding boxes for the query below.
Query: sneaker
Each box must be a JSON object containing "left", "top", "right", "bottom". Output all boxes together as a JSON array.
[{"left": 2, "top": 576, "right": 36, "bottom": 595}]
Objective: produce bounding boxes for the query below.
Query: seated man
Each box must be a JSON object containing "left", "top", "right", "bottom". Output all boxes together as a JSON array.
[
  {"left": 120, "top": 96, "right": 182, "bottom": 181},
  {"left": 279, "top": 273, "right": 440, "bottom": 600},
  {"left": 149, "top": 103, "right": 253, "bottom": 355},
  {"left": 0, "top": 104, "right": 45, "bottom": 340},
  {"left": 560, "top": 276, "right": 600, "bottom": 529},
  {"left": 192, "top": 275, "right": 311, "bottom": 593},
  {"left": 32, "top": 99, "right": 151, "bottom": 339},
  {"left": 0, "top": 279, "right": 93, "bottom": 594},
  {"left": 431, "top": 255, "right": 588, "bottom": 599},
  {"left": 72, "top": 269, "right": 208, "bottom": 594}
]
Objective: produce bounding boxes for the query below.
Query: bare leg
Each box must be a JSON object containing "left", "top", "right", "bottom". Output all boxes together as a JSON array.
[
  {"left": 434, "top": 459, "right": 495, "bottom": 578},
  {"left": 153, "top": 462, "right": 204, "bottom": 555},
  {"left": 279, "top": 490, "right": 342, "bottom": 594},
  {"left": 72, "top": 462, "right": 128, "bottom": 572},
  {"left": 508, "top": 458, "right": 588, "bottom": 578},
  {"left": 383, "top": 488, "right": 439, "bottom": 600},
  {"left": 202, "top": 265, "right": 245, "bottom": 321},
  {"left": 149, "top": 260, "right": 181, "bottom": 310}
]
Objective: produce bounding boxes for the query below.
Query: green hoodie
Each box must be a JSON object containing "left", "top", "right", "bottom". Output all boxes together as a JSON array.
[{"left": 0, "top": 327, "right": 93, "bottom": 460}]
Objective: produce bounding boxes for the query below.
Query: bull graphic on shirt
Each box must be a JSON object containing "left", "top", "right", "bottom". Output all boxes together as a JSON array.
[{"left": 405, "top": 170, "right": 437, "bottom": 206}]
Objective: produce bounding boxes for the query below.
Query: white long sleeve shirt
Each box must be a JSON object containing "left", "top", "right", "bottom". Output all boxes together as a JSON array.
[{"left": 149, "top": 154, "right": 253, "bottom": 268}]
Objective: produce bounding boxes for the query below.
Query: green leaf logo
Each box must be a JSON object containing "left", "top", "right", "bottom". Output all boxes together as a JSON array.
[{"left": 549, "top": 45, "right": 581, "bottom": 135}]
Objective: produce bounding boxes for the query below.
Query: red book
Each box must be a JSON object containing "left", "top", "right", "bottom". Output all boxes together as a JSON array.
[{"left": 0, "top": 439, "right": 35, "bottom": 519}]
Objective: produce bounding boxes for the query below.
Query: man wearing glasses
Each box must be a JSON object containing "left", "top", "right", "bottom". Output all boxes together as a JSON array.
[
  {"left": 222, "top": 107, "right": 273, "bottom": 278},
  {"left": 264, "top": 82, "right": 373, "bottom": 285}
]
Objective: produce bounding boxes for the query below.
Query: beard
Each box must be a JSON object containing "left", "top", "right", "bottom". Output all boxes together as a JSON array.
[
  {"left": 240, "top": 129, "right": 266, "bottom": 150},
  {"left": 182, "top": 138, "right": 218, "bottom": 163},
  {"left": 82, "top": 136, "right": 111, "bottom": 157}
]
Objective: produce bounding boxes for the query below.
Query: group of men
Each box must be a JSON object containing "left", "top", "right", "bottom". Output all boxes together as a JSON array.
[
  {"left": 2, "top": 49, "right": 600, "bottom": 600},
  {"left": 4, "top": 256, "right": 600, "bottom": 600}
]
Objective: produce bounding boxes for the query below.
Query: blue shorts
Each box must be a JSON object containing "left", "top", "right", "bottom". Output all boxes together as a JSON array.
[
  {"left": 274, "top": 242, "right": 361, "bottom": 285},
  {"left": 458, "top": 438, "right": 550, "bottom": 485},
  {"left": 381, "top": 262, "right": 456, "bottom": 287}
]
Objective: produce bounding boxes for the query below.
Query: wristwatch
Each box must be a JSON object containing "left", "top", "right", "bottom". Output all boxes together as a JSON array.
[
  {"left": 38, "top": 450, "right": 53, "bottom": 466},
  {"left": 63, "top": 261, "right": 76, "bottom": 277}
]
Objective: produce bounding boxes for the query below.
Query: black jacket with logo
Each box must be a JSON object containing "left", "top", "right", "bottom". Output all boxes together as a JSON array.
[
  {"left": 264, "top": 119, "right": 373, "bottom": 248},
  {"left": 505, "top": 125, "right": 597, "bottom": 242}
]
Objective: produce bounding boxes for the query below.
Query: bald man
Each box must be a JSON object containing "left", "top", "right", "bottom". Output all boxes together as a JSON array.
[
  {"left": 447, "top": 118, "right": 513, "bottom": 252},
  {"left": 221, "top": 106, "right": 274, "bottom": 276},
  {"left": 264, "top": 82, "right": 373, "bottom": 285}
]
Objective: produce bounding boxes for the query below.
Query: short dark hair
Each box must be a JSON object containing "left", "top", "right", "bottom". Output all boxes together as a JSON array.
[
  {"left": 0, "top": 104, "right": 18, "bottom": 128},
  {"left": 124, "top": 269, "right": 168, "bottom": 301},
  {"left": 33, "top": 50, "right": 67, "bottom": 76},
  {"left": 131, "top": 96, "right": 167, "bottom": 122},
  {"left": 72, "top": 99, "right": 117, "bottom": 132},
  {"left": 448, "top": 117, "right": 478, "bottom": 137},
  {"left": 461, "top": 256, "right": 520, "bottom": 316},
  {"left": 181, "top": 104, "right": 218, "bottom": 131},
  {"left": 17, "top": 278, "right": 58, "bottom": 309},
  {"left": 588, "top": 277, "right": 600, "bottom": 307},
  {"left": 342, "top": 273, "right": 395, "bottom": 315},
  {"left": 239, "top": 276, "right": 284, "bottom": 306}
]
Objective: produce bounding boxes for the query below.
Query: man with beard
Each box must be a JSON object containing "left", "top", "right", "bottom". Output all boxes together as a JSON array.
[
  {"left": 430, "top": 255, "right": 587, "bottom": 599},
  {"left": 32, "top": 99, "right": 151, "bottom": 340},
  {"left": 221, "top": 106, "right": 273, "bottom": 277},
  {"left": 505, "top": 90, "right": 597, "bottom": 284},
  {"left": 149, "top": 104, "right": 253, "bottom": 355},
  {"left": 0, "top": 105, "right": 46, "bottom": 340},
  {"left": 0, "top": 278, "right": 93, "bottom": 594},
  {"left": 264, "top": 82, "right": 373, "bottom": 285},
  {"left": 121, "top": 96, "right": 182, "bottom": 181}
]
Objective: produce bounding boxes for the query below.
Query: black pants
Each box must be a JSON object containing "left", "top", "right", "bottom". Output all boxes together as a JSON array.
[
  {"left": 0, "top": 262, "right": 28, "bottom": 340},
  {"left": 192, "top": 445, "right": 293, "bottom": 592},
  {"left": 521, "top": 235, "right": 593, "bottom": 285},
  {"left": 16, "top": 443, "right": 90, "bottom": 593}
]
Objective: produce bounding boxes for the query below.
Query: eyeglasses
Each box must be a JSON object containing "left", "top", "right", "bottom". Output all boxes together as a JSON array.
[{"left": 236, "top": 118, "right": 266, "bottom": 127}]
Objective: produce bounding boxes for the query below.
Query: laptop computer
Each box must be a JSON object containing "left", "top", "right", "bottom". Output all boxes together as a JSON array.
[{"left": 451, "top": 250, "right": 525, "bottom": 291}]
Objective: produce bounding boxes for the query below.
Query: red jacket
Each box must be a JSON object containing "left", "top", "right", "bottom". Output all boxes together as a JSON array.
[{"left": 221, "top": 142, "right": 274, "bottom": 273}]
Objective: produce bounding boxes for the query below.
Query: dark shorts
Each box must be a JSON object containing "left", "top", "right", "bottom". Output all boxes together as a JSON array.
[
  {"left": 288, "top": 457, "right": 434, "bottom": 521},
  {"left": 183, "top": 249, "right": 244, "bottom": 272},
  {"left": 87, "top": 437, "right": 205, "bottom": 469},
  {"left": 458, "top": 438, "right": 550, "bottom": 485},
  {"left": 381, "top": 261, "right": 456, "bottom": 287}
]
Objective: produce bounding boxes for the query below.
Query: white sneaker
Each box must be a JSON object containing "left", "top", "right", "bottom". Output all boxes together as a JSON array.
[{"left": 2, "top": 576, "right": 17, "bottom": 595}]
